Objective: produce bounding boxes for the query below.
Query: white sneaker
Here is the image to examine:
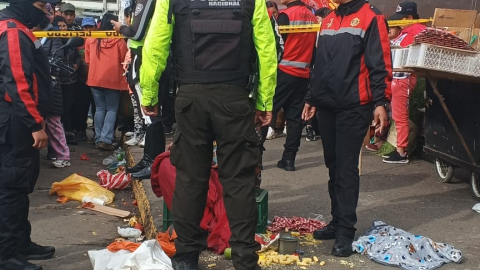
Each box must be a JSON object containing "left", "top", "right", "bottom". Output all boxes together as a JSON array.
[
  {"left": 52, "top": 160, "right": 71, "bottom": 168},
  {"left": 139, "top": 136, "right": 146, "bottom": 148},
  {"left": 125, "top": 136, "right": 141, "bottom": 146},
  {"left": 283, "top": 125, "right": 287, "bottom": 135},
  {"left": 266, "top": 127, "right": 276, "bottom": 140},
  {"left": 125, "top": 131, "right": 134, "bottom": 137}
]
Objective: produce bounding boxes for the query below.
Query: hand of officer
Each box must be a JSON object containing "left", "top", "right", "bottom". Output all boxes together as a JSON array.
[
  {"left": 255, "top": 111, "right": 272, "bottom": 127},
  {"left": 374, "top": 106, "right": 388, "bottom": 134},
  {"left": 111, "top": 20, "right": 122, "bottom": 33},
  {"left": 32, "top": 128, "right": 48, "bottom": 150},
  {"left": 142, "top": 105, "right": 159, "bottom": 117},
  {"left": 302, "top": 103, "right": 317, "bottom": 121}
]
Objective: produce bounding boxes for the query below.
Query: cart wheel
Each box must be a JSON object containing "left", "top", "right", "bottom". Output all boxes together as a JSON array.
[
  {"left": 471, "top": 173, "right": 480, "bottom": 201},
  {"left": 434, "top": 158, "right": 455, "bottom": 183}
]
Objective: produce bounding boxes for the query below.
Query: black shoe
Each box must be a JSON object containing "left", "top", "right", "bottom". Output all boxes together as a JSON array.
[
  {"left": 164, "top": 125, "right": 173, "bottom": 135},
  {"left": 127, "top": 156, "right": 152, "bottom": 173},
  {"left": 305, "top": 126, "right": 316, "bottom": 142},
  {"left": 277, "top": 159, "right": 295, "bottom": 171},
  {"left": 0, "top": 257, "right": 42, "bottom": 270},
  {"left": 382, "top": 150, "right": 396, "bottom": 159},
  {"left": 172, "top": 252, "right": 200, "bottom": 270},
  {"left": 313, "top": 223, "right": 336, "bottom": 240},
  {"left": 19, "top": 242, "right": 55, "bottom": 260},
  {"left": 383, "top": 151, "right": 409, "bottom": 164},
  {"left": 131, "top": 165, "right": 152, "bottom": 180},
  {"left": 75, "top": 130, "right": 88, "bottom": 142},
  {"left": 332, "top": 236, "right": 353, "bottom": 257}
]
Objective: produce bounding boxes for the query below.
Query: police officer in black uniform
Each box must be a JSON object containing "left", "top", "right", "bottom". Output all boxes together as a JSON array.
[
  {"left": 139, "top": 0, "right": 278, "bottom": 268},
  {"left": 0, "top": 1, "right": 60, "bottom": 269}
]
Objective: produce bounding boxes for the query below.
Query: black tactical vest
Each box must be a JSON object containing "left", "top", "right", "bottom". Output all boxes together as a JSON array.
[{"left": 170, "top": 0, "right": 255, "bottom": 85}]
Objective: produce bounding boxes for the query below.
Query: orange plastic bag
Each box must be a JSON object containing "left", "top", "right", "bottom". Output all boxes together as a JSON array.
[
  {"left": 107, "top": 241, "right": 141, "bottom": 253},
  {"left": 156, "top": 226, "right": 177, "bottom": 257}
]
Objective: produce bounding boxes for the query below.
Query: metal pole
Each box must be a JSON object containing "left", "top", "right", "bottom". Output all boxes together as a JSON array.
[{"left": 103, "top": 0, "right": 108, "bottom": 13}]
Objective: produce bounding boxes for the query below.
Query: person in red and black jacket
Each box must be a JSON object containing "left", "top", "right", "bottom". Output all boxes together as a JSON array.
[
  {"left": 0, "top": 1, "right": 60, "bottom": 269},
  {"left": 270, "top": 0, "right": 317, "bottom": 172},
  {"left": 303, "top": 0, "right": 392, "bottom": 257}
]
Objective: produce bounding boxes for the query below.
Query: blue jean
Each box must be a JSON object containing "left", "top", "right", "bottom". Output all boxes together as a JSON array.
[{"left": 91, "top": 88, "right": 121, "bottom": 144}]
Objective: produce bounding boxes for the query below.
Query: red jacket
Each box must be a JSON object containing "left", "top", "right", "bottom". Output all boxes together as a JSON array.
[
  {"left": 278, "top": 2, "right": 317, "bottom": 78},
  {"left": 391, "top": 23, "right": 426, "bottom": 48},
  {"left": 306, "top": 0, "right": 392, "bottom": 109},
  {"left": 85, "top": 38, "right": 128, "bottom": 91}
]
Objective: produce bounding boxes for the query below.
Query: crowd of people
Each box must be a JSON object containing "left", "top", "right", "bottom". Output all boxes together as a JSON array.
[{"left": 0, "top": 0, "right": 426, "bottom": 269}]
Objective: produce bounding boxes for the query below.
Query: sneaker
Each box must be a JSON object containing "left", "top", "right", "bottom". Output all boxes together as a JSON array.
[
  {"left": 98, "top": 142, "right": 116, "bottom": 151},
  {"left": 382, "top": 150, "right": 396, "bottom": 158},
  {"left": 0, "top": 257, "right": 42, "bottom": 270},
  {"left": 383, "top": 151, "right": 409, "bottom": 164},
  {"left": 306, "top": 126, "right": 316, "bottom": 141},
  {"left": 52, "top": 160, "right": 71, "bottom": 168},
  {"left": 139, "top": 136, "right": 145, "bottom": 148},
  {"left": 125, "top": 131, "right": 135, "bottom": 137},
  {"left": 266, "top": 127, "right": 276, "bottom": 140},
  {"left": 283, "top": 125, "right": 287, "bottom": 135},
  {"left": 19, "top": 242, "right": 55, "bottom": 260},
  {"left": 365, "top": 143, "right": 379, "bottom": 152},
  {"left": 125, "top": 136, "right": 141, "bottom": 146},
  {"left": 164, "top": 125, "right": 173, "bottom": 135}
]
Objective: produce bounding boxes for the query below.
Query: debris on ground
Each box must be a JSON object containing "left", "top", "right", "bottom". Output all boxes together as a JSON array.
[
  {"left": 267, "top": 216, "right": 327, "bottom": 233},
  {"left": 80, "top": 153, "right": 90, "bottom": 161}
]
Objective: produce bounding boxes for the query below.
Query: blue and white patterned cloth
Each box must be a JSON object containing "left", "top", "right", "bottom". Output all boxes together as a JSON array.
[{"left": 353, "top": 221, "right": 463, "bottom": 270}]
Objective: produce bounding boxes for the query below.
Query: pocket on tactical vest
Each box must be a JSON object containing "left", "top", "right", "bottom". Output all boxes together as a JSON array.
[{"left": 191, "top": 20, "right": 242, "bottom": 72}]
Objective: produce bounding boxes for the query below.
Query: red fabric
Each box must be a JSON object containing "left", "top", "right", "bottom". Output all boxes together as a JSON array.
[
  {"left": 150, "top": 152, "right": 231, "bottom": 254},
  {"left": 392, "top": 24, "right": 427, "bottom": 48}
]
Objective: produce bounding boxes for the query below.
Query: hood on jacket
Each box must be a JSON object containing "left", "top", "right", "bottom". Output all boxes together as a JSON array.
[{"left": 96, "top": 38, "right": 122, "bottom": 49}]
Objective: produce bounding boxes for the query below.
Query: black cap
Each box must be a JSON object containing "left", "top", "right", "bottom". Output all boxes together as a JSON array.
[{"left": 389, "top": 1, "right": 418, "bottom": 20}]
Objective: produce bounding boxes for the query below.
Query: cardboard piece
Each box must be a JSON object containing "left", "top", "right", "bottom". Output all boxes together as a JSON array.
[
  {"left": 81, "top": 202, "right": 131, "bottom": 218},
  {"left": 433, "top": 8, "right": 477, "bottom": 28}
]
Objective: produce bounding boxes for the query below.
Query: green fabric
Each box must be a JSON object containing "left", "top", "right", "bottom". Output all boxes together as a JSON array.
[
  {"left": 140, "top": 0, "right": 277, "bottom": 110},
  {"left": 129, "top": 39, "right": 144, "bottom": 49}
]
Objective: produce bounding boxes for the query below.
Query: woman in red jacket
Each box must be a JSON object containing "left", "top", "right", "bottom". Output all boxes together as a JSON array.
[{"left": 85, "top": 14, "right": 128, "bottom": 151}]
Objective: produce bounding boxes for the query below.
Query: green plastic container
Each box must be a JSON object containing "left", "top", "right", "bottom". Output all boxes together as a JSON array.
[{"left": 162, "top": 188, "right": 269, "bottom": 233}]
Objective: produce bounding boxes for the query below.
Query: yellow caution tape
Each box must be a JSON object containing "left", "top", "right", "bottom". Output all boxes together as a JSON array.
[
  {"left": 33, "top": 30, "right": 122, "bottom": 38},
  {"left": 279, "top": 19, "right": 432, "bottom": 34},
  {"left": 33, "top": 18, "right": 433, "bottom": 38}
]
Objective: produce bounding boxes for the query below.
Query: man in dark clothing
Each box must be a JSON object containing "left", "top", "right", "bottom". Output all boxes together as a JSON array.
[
  {"left": 140, "top": 0, "right": 277, "bottom": 268},
  {"left": 270, "top": 0, "right": 317, "bottom": 172},
  {"left": 0, "top": 1, "right": 60, "bottom": 269},
  {"left": 303, "top": 0, "right": 391, "bottom": 257}
]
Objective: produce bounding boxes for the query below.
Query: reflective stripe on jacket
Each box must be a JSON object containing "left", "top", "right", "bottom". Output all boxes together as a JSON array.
[{"left": 278, "top": 4, "right": 317, "bottom": 78}]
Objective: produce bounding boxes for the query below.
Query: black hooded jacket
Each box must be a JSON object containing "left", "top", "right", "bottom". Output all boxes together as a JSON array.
[{"left": 0, "top": 7, "right": 53, "bottom": 131}]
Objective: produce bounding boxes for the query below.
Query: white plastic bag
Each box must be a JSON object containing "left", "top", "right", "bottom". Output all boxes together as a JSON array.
[
  {"left": 88, "top": 240, "right": 173, "bottom": 270},
  {"left": 473, "top": 203, "right": 480, "bottom": 213}
]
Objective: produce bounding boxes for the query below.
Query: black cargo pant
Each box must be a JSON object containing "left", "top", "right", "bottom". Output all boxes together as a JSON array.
[
  {"left": 0, "top": 103, "right": 40, "bottom": 260},
  {"left": 316, "top": 106, "right": 372, "bottom": 239},
  {"left": 170, "top": 84, "right": 260, "bottom": 270},
  {"left": 265, "top": 69, "right": 308, "bottom": 161}
]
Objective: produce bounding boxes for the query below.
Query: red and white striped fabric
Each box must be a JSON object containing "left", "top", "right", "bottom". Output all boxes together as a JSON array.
[{"left": 97, "top": 170, "right": 131, "bottom": 190}]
